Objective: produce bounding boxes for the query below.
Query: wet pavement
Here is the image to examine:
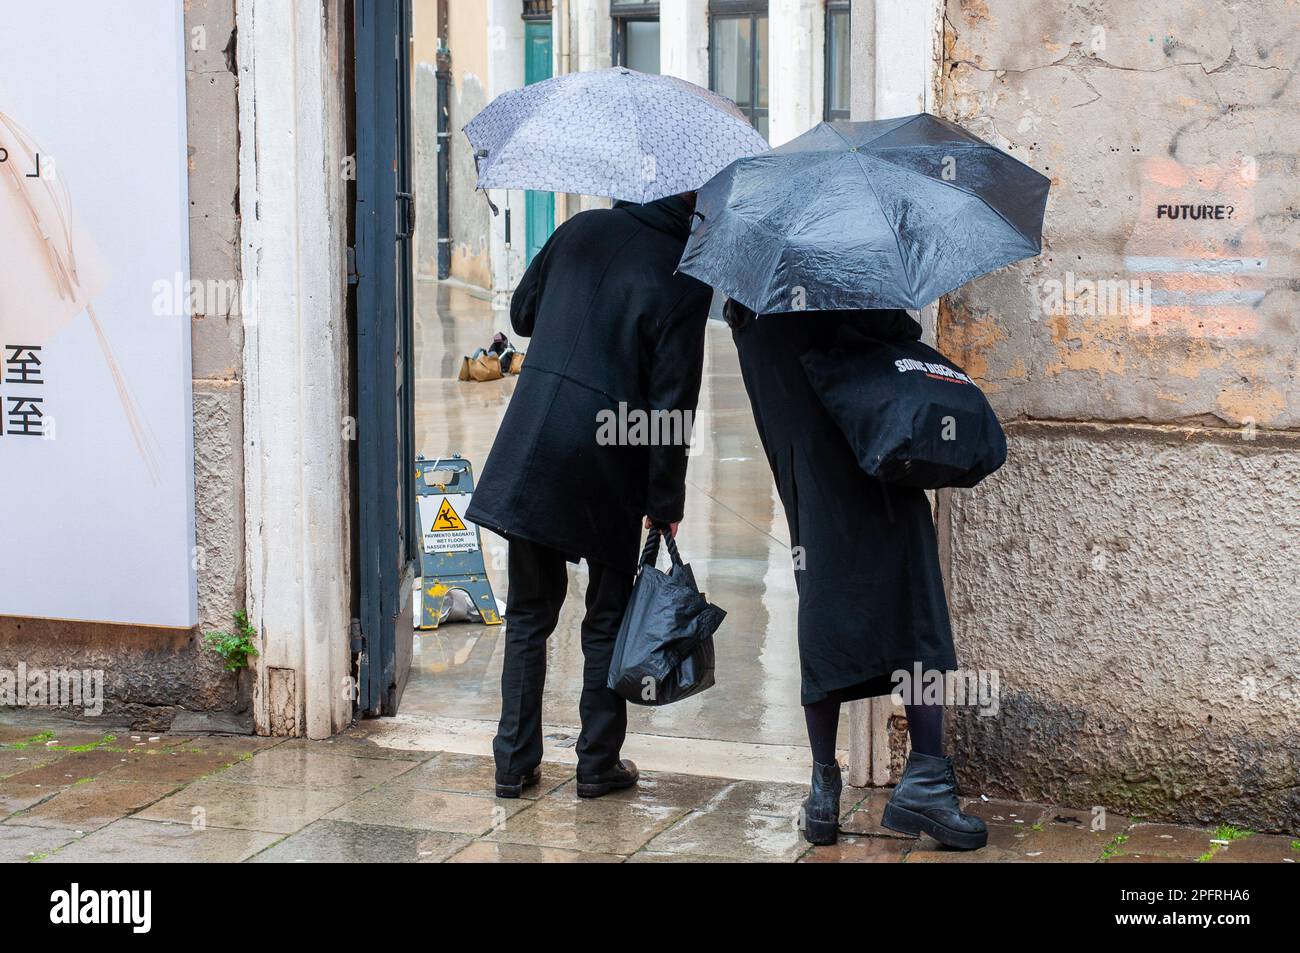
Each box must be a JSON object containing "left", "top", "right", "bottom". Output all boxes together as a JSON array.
[
  {"left": 3, "top": 722, "right": 1294, "bottom": 863},
  {"left": 410, "top": 280, "right": 813, "bottom": 761}
]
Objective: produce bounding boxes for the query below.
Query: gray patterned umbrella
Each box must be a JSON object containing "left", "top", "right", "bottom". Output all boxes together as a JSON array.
[{"left": 463, "top": 67, "right": 769, "bottom": 204}]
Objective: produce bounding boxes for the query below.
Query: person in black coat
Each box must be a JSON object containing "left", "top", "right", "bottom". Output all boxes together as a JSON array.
[
  {"left": 725, "top": 300, "right": 988, "bottom": 850},
  {"left": 467, "top": 194, "right": 711, "bottom": 799}
]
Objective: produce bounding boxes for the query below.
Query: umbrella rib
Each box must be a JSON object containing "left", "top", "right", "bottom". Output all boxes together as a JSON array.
[
  {"left": 626, "top": 76, "right": 653, "bottom": 203},
  {"left": 837, "top": 112, "right": 927, "bottom": 149},
  {"left": 849, "top": 150, "right": 916, "bottom": 306},
  {"left": 867, "top": 137, "right": 1050, "bottom": 179},
  {"left": 863, "top": 150, "right": 1043, "bottom": 249}
]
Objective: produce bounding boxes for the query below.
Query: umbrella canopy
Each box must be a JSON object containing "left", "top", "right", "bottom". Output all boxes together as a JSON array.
[
  {"left": 677, "top": 113, "right": 1051, "bottom": 314},
  {"left": 463, "top": 67, "right": 769, "bottom": 204}
]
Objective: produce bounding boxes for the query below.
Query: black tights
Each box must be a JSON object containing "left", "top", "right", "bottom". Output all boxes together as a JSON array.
[{"left": 803, "top": 693, "right": 944, "bottom": 765}]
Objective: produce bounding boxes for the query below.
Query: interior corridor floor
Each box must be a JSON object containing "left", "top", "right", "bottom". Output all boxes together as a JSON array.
[{"left": 405, "top": 279, "right": 828, "bottom": 770}]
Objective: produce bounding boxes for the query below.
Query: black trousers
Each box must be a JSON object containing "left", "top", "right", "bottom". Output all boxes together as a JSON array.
[{"left": 493, "top": 537, "right": 634, "bottom": 777}]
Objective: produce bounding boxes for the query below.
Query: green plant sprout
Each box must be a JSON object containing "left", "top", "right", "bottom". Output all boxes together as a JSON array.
[{"left": 203, "top": 610, "right": 260, "bottom": 672}]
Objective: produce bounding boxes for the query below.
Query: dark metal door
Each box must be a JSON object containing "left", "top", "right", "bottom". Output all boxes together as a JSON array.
[{"left": 355, "top": 0, "right": 417, "bottom": 716}]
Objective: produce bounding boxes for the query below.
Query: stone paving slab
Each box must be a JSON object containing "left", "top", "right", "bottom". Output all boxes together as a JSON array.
[
  {"left": 801, "top": 833, "right": 911, "bottom": 863},
  {"left": 626, "top": 850, "right": 740, "bottom": 863},
  {"left": 135, "top": 778, "right": 354, "bottom": 834},
  {"left": 394, "top": 751, "right": 570, "bottom": 798},
  {"left": 0, "top": 725, "right": 43, "bottom": 746},
  {"left": 248, "top": 819, "right": 471, "bottom": 863},
  {"left": 697, "top": 777, "right": 865, "bottom": 820},
  {"left": 0, "top": 823, "right": 80, "bottom": 863},
  {"left": 546, "top": 770, "right": 732, "bottom": 810},
  {"left": 327, "top": 783, "right": 528, "bottom": 835},
  {"left": 99, "top": 750, "right": 246, "bottom": 785},
  {"left": 485, "top": 797, "right": 685, "bottom": 855},
  {"left": 11, "top": 778, "right": 179, "bottom": 832},
  {"left": 0, "top": 748, "right": 66, "bottom": 781},
  {"left": 0, "top": 729, "right": 119, "bottom": 751},
  {"left": 115, "top": 735, "right": 183, "bottom": 752},
  {"left": 906, "top": 843, "right": 1026, "bottom": 863},
  {"left": 1043, "top": 804, "right": 1131, "bottom": 833},
  {"left": 962, "top": 797, "right": 1048, "bottom": 828},
  {"left": 1112, "top": 822, "right": 1218, "bottom": 861},
  {"left": 447, "top": 840, "right": 624, "bottom": 863},
  {"left": 2, "top": 748, "right": 139, "bottom": 789},
  {"left": 0, "top": 782, "right": 55, "bottom": 821},
  {"left": 276, "top": 732, "right": 434, "bottom": 762},
  {"left": 217, "top": 745, "right": 417, "bottom": 793},
  {"left": 166, "top": 735, "right": 286, "bottom": 759},
  {"left": 644, "top": 807, "right": 809, "bottom": 862},
  {"left": 45, "top": 818, "right": 279, "bottom": 863},
  {"left": 1101, "top": 853, "right": 1190, "bottom": 863},
  {"left": 840, "top": 789, "right": 911, "bottom": 839},
  {"left": 1202, "top": 832, "right": 1299, "bottom": 863}
]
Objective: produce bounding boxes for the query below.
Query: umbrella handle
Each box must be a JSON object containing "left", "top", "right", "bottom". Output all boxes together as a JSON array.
[{"left": 472, "top": 149, "right": 499, "bottom": 216}]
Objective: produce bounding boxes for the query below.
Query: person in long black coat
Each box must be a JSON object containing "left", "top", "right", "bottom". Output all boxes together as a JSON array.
[
  {"left": 726, "top": 300, "right": 988, "bottom": 850},
  {"left": 467, "top": 194, "right": 711, "bottom": 799}
]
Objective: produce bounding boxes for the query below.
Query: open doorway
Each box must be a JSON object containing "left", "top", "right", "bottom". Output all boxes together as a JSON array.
[{"left": 366, "top": 0, "right": 832, "bottom": 782}]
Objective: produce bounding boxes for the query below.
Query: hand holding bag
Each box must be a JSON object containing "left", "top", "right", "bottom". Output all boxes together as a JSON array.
[{"left": 606, "top": 528, "right": 726, "bottom": 706}]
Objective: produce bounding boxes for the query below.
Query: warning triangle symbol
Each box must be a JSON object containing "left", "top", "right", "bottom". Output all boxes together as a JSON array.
[{"left": 432, "top": 498, "right": 467, "bottom": 532}]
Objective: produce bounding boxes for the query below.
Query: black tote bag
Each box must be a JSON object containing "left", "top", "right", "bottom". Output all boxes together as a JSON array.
[
  {"left": 801, "top": 326, "right": 1007, "bottom": 489},
  {"left": 606, "top": 528, "right": 726, "bottom": 706}
]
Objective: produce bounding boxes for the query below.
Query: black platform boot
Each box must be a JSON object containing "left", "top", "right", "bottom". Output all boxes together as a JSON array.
[
  {"left": 798, "top": 760, "right": 842, "bottom": 846},
  {"left": 881, "top": 751, "right": 988, "bottom": 850}
]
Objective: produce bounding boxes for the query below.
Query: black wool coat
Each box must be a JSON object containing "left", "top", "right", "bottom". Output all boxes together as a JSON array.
[
  {"left": 467, "top": 196, "right": 712, "bottom": 573},
  {"left": 726, "top": 301, "right": 958, "bottom": 705}
]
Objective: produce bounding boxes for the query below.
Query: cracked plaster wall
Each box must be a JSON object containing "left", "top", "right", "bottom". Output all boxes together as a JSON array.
[{"left": 937, "top": 0, "right": 1299, "bottom": 830}]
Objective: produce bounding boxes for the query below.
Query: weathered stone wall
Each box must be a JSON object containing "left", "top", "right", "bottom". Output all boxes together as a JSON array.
[
  {"left": 0, "top": 0, "right": 246, "bottom": 728},
  {"left": 937, "top": 0, "right": 1299, "bottom": 830}
]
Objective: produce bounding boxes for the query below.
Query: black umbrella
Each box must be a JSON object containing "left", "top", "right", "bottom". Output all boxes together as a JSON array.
[{"left": 677, "top": 113, "right": 1050, "bottom": 314}]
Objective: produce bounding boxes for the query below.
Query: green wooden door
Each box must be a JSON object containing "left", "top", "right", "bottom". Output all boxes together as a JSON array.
[{"left": 524, "top": 20, "right": 554, "bottom": 264}]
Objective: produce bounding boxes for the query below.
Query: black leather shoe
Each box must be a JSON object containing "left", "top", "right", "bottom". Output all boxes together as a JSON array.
[
  {"left": 798, "top": 760, "right": 842, "bottom": 846},
  {"left": 495, "top": 765, "right": 542, "bottom": 799},
  {"left": 881, "top": 751, "right": 988, "bottom": 850},
  {"left": 576, "top": 759, "right": 639, "bottom": 798}
]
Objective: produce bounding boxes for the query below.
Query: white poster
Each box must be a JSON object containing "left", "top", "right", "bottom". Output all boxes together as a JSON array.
[{"left": 0, "top": 1, "right": 196, "bottom": 626}]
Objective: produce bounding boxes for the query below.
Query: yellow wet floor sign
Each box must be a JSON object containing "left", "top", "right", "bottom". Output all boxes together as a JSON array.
[
  {"left": 419, "top": 492, "right": 477, "bottom": 554},
  {"left": 415, "top": 455, "right": 501, "bottom": 629},
  {"left": 433, "top": 497, "right": 466, "bottom": 531}
]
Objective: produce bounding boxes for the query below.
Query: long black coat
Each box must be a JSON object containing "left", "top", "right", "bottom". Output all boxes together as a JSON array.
[
  {"left": 727, "top": 302, "right": 957, "bottom": 705},
  {"left": 467, "top": 196, "right": 712, "bottom": 573}
]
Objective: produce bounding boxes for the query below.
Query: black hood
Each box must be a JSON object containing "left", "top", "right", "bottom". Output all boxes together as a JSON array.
[{"left": 614, "top": 194, "right": 694, "bottom": 243}]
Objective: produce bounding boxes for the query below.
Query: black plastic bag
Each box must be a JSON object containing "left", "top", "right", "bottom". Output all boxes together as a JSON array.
[
  {"left": 801, "top": 326, "right": 1007, "bottom": 489},
  {"left": 606, "top": 529, "right": 726, "bottom": 706}
]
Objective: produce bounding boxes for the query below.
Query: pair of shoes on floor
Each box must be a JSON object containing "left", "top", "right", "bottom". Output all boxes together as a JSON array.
[
  {"left": 495, "top": 759, "right": 640, "bottom": 800},
  {"left": 798, "top": 752, "right": 988, "bottom": 851}
]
